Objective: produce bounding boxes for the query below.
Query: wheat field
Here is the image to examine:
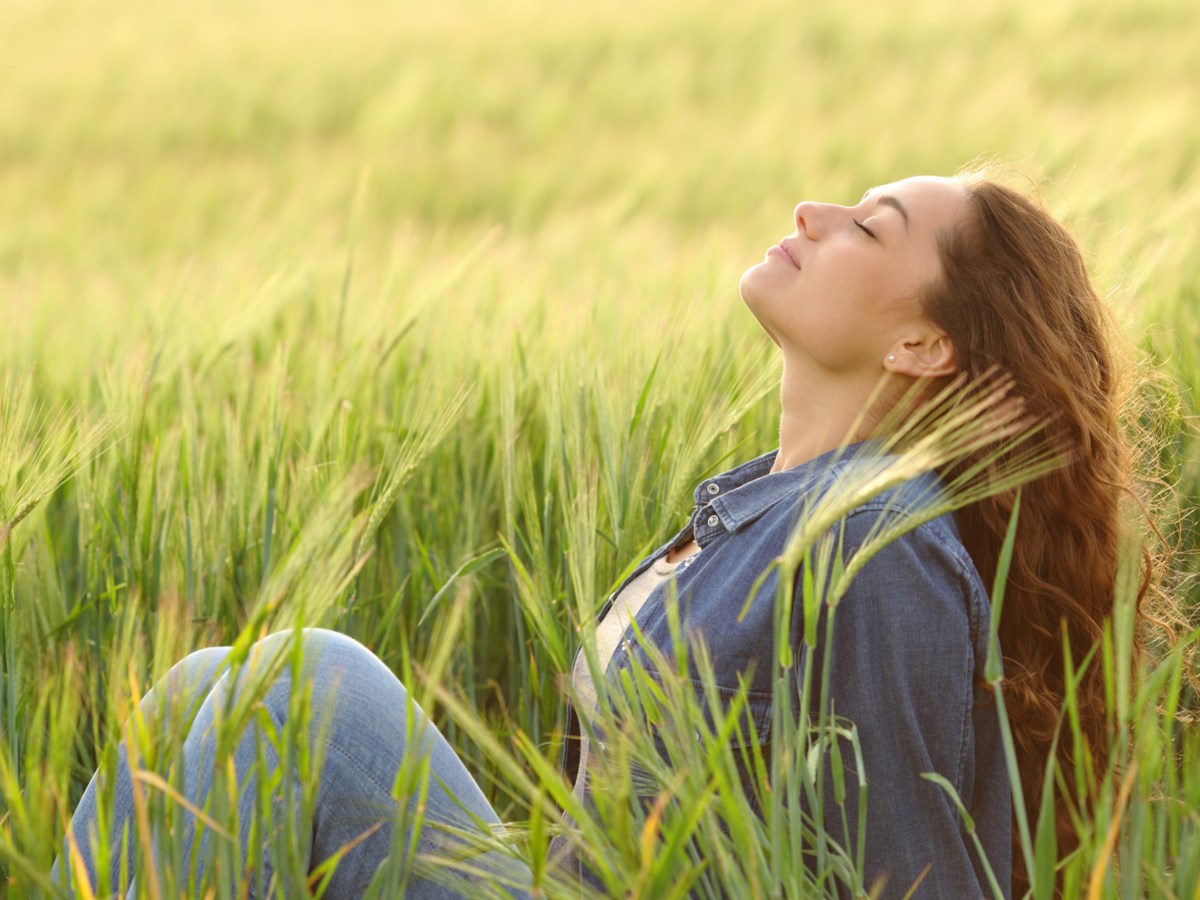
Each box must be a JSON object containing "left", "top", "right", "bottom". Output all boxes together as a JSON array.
[{"left": 1, "top": 0, "right": 1198, "bottom": 896}]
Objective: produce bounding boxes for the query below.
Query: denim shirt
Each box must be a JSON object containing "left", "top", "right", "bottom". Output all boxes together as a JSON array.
[{"left": 559, "top": 444, "right": 1012, "bottom": 899}]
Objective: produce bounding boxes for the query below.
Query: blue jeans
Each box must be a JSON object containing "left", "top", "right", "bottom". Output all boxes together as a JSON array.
[{"left": 53, "top": 628, "right": 532, "bottom": 898}]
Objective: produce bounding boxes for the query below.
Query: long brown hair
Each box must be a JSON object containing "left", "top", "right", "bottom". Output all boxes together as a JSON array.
[{"left": 918, "top": 172, "right": 1158, "bottom": 894}]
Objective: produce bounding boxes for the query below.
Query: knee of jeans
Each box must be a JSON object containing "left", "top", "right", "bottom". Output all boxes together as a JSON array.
[
  {"left": 245, "top": 629, "right": 407, "bottom": 752},
  {"left": 251, "top": 627, "right": 368, "bottom": 662},
  {"left": 151, "top": 646, "right": 233, "bottom": 707},
  {"left": 251, "top": 628, "right": 398, "bottom": 699}
]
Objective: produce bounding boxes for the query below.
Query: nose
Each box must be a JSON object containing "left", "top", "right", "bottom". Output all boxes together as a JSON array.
[{"left": 793, "top": 201, "right": 828, "bottom": 238}]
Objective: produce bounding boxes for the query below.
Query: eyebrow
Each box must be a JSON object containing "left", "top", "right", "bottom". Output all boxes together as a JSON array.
[{"left": 861, "top": 190, "right": 911, "bottom": 231}]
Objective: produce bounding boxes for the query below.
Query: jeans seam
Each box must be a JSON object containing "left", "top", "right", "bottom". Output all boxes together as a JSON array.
[
  {"left": 261, "top": 677, "right": 396, "bottom": 814},
  {"left": 323, "top": 735, "right": 399, "bottom": 802}
]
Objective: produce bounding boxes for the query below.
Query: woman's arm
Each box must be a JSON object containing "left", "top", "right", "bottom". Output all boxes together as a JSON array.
[{"left": 809, "top": 512, "right": 1009, "bottom": 899}]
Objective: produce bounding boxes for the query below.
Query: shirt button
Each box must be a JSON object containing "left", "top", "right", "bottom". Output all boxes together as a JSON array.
[
  {"left": 706, "top": 483, "right": 720, "bottom": 495},
  {"left": 707, "top": 514, "right": 719, "bottom": 527}
]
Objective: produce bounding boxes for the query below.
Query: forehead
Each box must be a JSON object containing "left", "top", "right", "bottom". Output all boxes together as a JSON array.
[{"left": 868, "top": 176, "right": 968, "bottom": 235}]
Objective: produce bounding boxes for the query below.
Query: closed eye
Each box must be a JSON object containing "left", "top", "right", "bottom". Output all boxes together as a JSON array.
[{"left": 854, "top": 219, "right": 877, "bottom": 239}]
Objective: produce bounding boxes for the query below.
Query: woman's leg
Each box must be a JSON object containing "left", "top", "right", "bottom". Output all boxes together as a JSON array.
[
  {"left": 56, "top": 629, "right": 530, "bottom": 899},
  {"left": 52, "top": 644, "right": 234, "bottom": 897},
  {"left": 182, "top": 627, "right": 530, "bottom": 898}
]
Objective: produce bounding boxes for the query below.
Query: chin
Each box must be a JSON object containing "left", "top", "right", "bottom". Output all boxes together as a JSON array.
[
  {"left": 738, "top": 269, "right": 781, "bottom": 347},
  {"left": 738, "top": 262, "right": 767, "bottom": 308},
  {"left": 740, "top": 259, "right": 785, "bottom": 313}
]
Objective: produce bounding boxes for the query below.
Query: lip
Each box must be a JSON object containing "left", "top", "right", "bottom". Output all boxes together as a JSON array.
[{"left": 769, "top": 240, "right": 801, "bottom": 270}]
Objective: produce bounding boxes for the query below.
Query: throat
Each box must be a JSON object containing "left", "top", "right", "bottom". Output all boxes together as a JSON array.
[{"left": 773, "top": 360, "right": 883, "bottom": 472}]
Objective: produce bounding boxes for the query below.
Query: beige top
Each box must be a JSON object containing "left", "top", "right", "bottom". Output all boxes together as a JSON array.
[
  {"left": 569, "top": 552, "right": 681, "bottom": 803},
  {"left": 547, "top": 545, "right": 699, "bottom": 874}
]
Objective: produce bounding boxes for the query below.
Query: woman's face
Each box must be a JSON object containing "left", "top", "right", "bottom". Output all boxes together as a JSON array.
[{"left": 739, "top": 175, "right": 967, "bottom": 374}]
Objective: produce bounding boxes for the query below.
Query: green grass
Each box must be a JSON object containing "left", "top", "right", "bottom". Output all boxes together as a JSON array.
[{"left": 0, "top": 0, "right": 1197, "bottom": 895}]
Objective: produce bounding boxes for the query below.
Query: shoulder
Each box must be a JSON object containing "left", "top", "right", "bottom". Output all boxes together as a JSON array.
[
  {"left": 811, "top": 459, "right": 991, "bottom": 644},
  {"left": 817, "top": 456, "right": 974, "bottom": 574}
]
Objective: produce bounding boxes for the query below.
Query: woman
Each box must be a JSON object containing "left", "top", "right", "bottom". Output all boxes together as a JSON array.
[{"left": 55, "top": 171, "right": 1149, "bottom": 898}]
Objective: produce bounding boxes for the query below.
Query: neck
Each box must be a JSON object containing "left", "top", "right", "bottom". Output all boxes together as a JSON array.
[{"left": 771, "top": 357, "right": 883, "bottom": 473}]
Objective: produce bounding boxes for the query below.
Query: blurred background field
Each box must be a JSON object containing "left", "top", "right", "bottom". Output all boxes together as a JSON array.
[{"left": 1, "top": 0, "right": 1198, "bottom": 894}]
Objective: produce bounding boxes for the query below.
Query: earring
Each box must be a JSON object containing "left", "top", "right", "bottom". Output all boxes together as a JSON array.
[{"left": 886, "top": 354, "right": 896, "bottom": 363}]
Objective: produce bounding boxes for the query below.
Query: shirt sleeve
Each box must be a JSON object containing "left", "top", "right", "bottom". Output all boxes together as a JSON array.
[{"left": 806, "top": 513, "right": 993, "bottom": 899}]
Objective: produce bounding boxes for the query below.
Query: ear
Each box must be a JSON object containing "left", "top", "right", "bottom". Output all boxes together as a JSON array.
[{"left": 884, "top": 329, "right": 957, "bottom": 377}]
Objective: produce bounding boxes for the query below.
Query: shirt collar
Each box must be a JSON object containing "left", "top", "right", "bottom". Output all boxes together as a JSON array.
[{"left": 693, "top": 441, "right": 875, "bottom": 536}]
